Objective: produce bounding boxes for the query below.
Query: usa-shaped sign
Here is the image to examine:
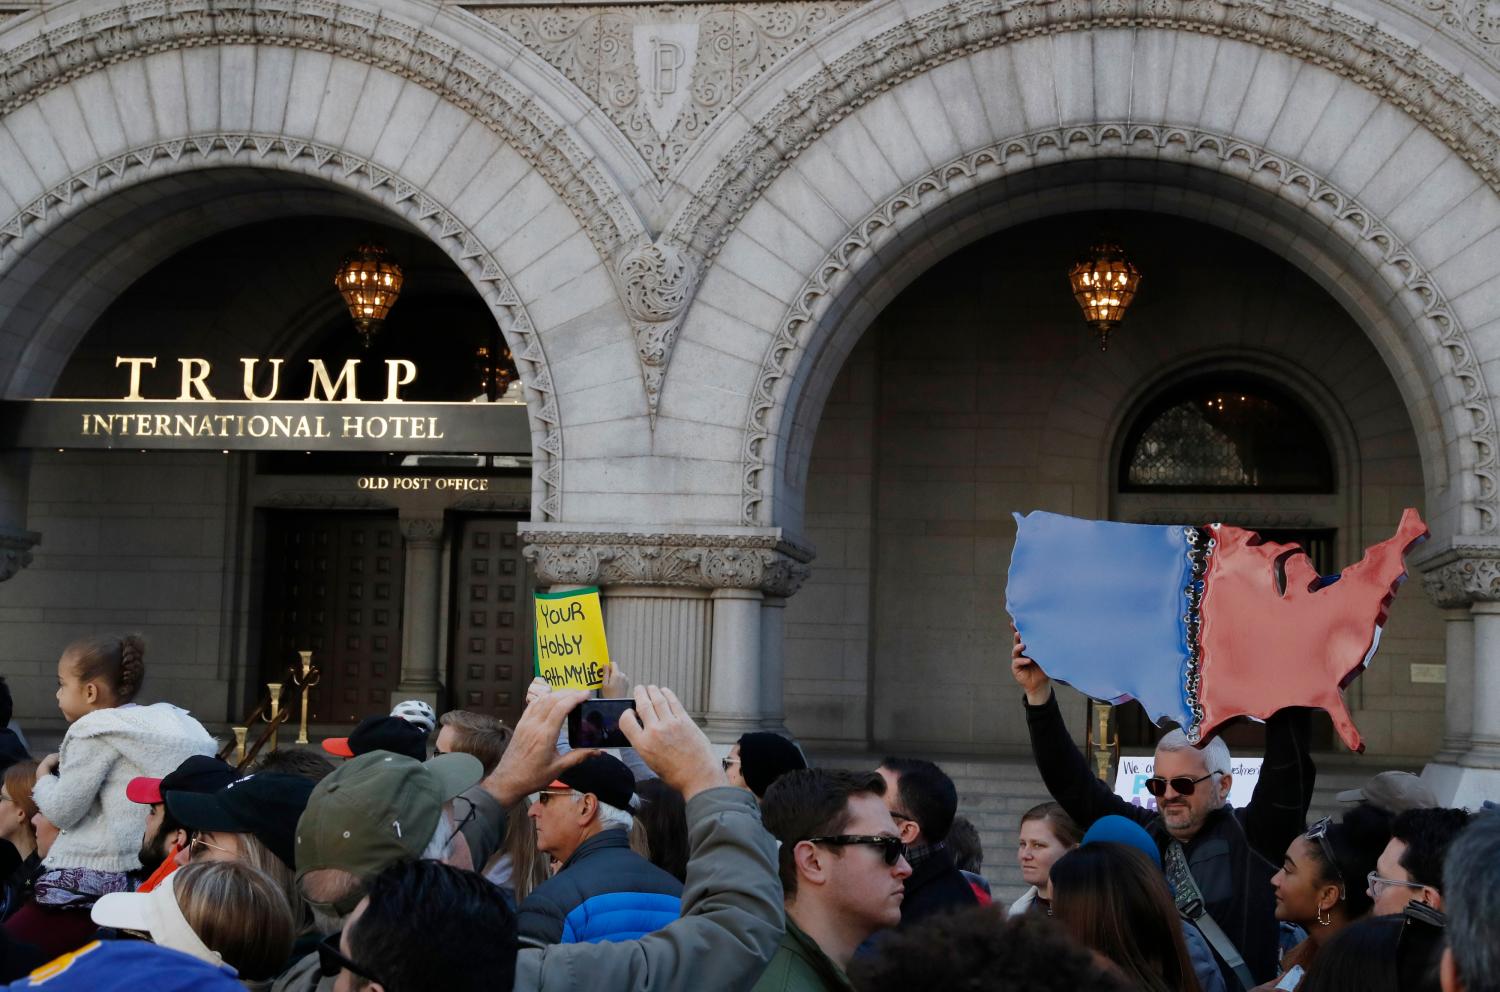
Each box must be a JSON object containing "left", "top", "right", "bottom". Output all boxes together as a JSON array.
[{"left": 1006, "top": 508, "right": 1429, "bottom": 752}]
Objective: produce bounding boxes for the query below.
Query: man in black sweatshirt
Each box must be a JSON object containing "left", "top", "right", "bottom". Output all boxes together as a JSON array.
[{"left": 1012, "top": 636, "right": 1314, "bottom": 990}]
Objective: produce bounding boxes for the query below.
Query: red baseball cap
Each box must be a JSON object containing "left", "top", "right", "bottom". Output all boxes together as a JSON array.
[
  {"left": 126, "top": 755, "right": 239, "bottom": 806},
  {"left": 125, "top": 777, "right": 165, "bottom": 805}
]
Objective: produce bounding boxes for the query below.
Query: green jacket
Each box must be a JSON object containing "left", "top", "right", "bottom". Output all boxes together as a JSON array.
[{"left": 751, "top": 917, "right": 855, "bottom": 992}]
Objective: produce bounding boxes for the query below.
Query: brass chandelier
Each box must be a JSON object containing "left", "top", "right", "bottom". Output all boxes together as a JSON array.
[
  {"left": 334, "top": 243, "right": 404, "bottom": 347},
  {"left": 1068, "top": 242, "right": 1141, "bottom": 350}
]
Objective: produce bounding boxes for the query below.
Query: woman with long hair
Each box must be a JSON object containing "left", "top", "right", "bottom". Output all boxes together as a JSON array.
[
  {"left": 0, "top": 761, "right": 40, "bottom": 920},
  {"left": 92, "top": 859, "right": 294, "bottom": 988},
  {"left": 1260, "top": 806, "right": 1389, "bottom": 989},
  {"left": 1050, "top": 841, "right": 1203, "bottom": 992},
  {"left": 1008, "top": 800, "right": 1082, "bottom": 917}
]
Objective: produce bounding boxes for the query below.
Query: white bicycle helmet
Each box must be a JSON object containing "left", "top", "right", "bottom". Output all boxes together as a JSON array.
[{"left": 390, "top": 698, "right": 437, "bottom": 738}]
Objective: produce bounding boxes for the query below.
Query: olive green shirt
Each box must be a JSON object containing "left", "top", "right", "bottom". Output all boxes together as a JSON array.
[{"left": 751, "top": 916, "right": 856, "bottom": 992}]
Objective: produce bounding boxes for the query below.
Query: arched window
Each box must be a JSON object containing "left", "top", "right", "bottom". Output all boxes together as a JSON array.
[{"left": 1119, "top": 373, "right": 1335, "bottom": 493}]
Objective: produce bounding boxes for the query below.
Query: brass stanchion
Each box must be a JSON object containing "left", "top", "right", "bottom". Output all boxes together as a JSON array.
[
  {"left": 260, "top": 683, "right": 284, "bottom": 752},
  {"left": 1085, "top": 700, "right": 1119, "bottom": 783},
  {"left": 293, "top": 651, "right": 318, "bottom": 745},
  {"left": 232, "top": 726, "right": 248, "bottom": 765}
]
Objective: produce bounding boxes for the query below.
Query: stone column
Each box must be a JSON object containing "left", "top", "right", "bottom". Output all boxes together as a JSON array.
[
  {"left": 600, "top": 586, "right": 711, "bottom": 712},
  {"left": 759, "top": 596, "right": 788, "bottom": 732},
  {"left": 397, "top": 515, "right": 445, "bottom": 708},
  {"left": 706, "top": 588, "right": 764, "bottom": 741},
  {"left": 1418, "top": 549, "right": 1500, "bottom": 806},
  {"left": 522, "top": 525, "right": 812, "bottom": 733},
  {"left": 1434, "top": 608, "right": 1475, "bottom": 763},
  {"left": 1466, "top": 602, "right": 1500, "bottom": 763},
  {"left": 0, "top": 452, "right": 39, "bottom": 582}
]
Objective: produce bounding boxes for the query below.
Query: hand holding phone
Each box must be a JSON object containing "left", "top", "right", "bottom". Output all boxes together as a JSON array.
[{"left": 568, "top": 698, "right": 636, "bottom": 749}]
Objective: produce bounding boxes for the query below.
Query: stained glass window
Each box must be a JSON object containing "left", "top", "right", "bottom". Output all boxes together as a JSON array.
[{"left": 1120, "top": 374, "right": 1334, "bottom": 492}]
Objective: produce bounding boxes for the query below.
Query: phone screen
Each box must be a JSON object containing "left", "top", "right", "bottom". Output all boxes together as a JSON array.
[{"left": 568, "top": 698, "right": 636, "bottom": 749}]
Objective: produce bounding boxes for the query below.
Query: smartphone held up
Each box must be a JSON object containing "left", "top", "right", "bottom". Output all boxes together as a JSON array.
[{"left": 568, "top": 698, "right": 636, "bottom": 749}]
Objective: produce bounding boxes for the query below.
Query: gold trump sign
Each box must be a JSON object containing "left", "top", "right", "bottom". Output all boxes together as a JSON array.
[{"left": 0, "top": 357, "right": 531, "bottom": 454}]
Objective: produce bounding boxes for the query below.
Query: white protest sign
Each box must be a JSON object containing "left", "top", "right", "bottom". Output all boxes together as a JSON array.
[{"left": 1113, "top": 755, "right": 1263, "bottom": 810}]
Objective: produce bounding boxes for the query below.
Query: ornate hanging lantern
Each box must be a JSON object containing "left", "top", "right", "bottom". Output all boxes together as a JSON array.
[
  {"left": 1068, "top": 242, "right": 1141, "bottom": 350},
  {"left": 334, "top": 244, "right": 404, "bottom": 347}
]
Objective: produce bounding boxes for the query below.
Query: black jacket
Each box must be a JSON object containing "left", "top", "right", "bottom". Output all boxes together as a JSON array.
[
  {"left": 1024, "top": 692, "right": 1313, "bottom": 986},
  {"left": 899, "top": 845, "right": 978, "bottom": 927},
  {"left": 516, "top": 828, "right": 683, "bottom": 947}
]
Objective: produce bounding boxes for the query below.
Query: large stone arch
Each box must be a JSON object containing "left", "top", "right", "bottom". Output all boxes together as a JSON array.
[
  {"left": 0, "top": 11, "right": 662, "bottom": 521},
  {"left": 0, "top": 0, "right": 650, "bottom": 258},
  {"left": 665, "top": 24, "right": 1500, "bottom": 545}
]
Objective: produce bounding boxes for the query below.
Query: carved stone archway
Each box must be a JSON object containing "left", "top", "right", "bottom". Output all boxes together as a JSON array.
[
  {"left": 729, "top": 125, "right": 1496, "bottom": 545},
  {"left": 0, "top": 134, "right": 568, "bottom": 520}
]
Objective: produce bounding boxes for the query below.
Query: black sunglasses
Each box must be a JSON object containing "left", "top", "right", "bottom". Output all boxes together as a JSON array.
[
  {"left": 1143, "top": 772, "right": 1217, "bottom": 798},
  {"left": 318, "top": 931, "right": 383, "bottom": 984},
  {"left": 804, "top": 834, "right": 907, "bottom": 866}
]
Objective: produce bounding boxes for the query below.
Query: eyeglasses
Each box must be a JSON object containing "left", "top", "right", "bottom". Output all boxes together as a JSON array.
[
  {"left": 1143, "top": 772, "right": 1218, "bottom": 798},
  {"left": 188, "top": 833, "right": 235, "bottom": 857},
  {"left": 317, "top": 932, "right": 383, "bottom": 984},
  {"left": 804, "top": 834, "right": 908, "bottom": 866},
  {"left": 535, "top": 790, "right": 575, "bottom": 806},
  {"left": 1307, "top": 817, "right": 1345, "bottom": 889},
  {"left": 1367, "top": 870, "right": 1425, "bottom": 897},
  {"left": 721, "top": 757, "right": 740, "bottom": 771}
]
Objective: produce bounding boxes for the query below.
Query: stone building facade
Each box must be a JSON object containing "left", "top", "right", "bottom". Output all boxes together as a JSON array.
[{"left": 0, "top": 0, "right": 1497, "bottom": 803}]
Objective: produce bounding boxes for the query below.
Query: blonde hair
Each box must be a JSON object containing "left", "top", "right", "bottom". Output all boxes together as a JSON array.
[
  {"left": 206, "top": 829, "right": 315, "bottom": 937},
  {"left": 437, "top": 710, "right": 511, "bottom": 775},
  {"left": 173, "top": 861, "right": 294, "bottom": 981}
]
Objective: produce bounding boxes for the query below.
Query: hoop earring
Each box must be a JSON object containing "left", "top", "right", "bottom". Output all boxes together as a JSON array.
[{"left": 1316, "top": 905, "right": 1332, "bottom": 927}]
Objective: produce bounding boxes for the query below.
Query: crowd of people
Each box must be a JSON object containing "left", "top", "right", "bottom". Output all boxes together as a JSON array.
[{"left": 0, "top": 631, "right": 1493, "bottom": 992}]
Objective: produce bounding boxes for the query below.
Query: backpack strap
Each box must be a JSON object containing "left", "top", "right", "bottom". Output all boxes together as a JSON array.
[{"left": 1165, "top": 839, "right": 1257, "bottom": 991}]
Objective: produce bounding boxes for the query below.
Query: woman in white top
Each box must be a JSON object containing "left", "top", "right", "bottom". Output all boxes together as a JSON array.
[{"left": 1008, "top": 801, "right": 1082, "bottom": 917}]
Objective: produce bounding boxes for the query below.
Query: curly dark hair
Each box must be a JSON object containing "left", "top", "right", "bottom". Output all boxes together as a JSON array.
[{"left": 851, "top": 908, "right": 1132, "bottom": 992}]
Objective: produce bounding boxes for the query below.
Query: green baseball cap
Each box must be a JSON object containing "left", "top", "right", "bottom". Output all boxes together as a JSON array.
[{"left": 293, "top": 750, "right": 483, "bottom": 884}]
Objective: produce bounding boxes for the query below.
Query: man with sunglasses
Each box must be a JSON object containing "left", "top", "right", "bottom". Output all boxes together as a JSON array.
[
  {"left": 752, "top": 769, "right": 912, "bottom": 992},
  {"left": 515, "top": 752, "right": 682, "bottom": 947},
  {"left": 1013, "top": 635, "right": 1315, "bottom": 989}
]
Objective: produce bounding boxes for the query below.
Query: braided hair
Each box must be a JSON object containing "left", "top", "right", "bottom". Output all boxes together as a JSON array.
[{"left": 67, "top": 632, "right": 146, "bottom": 704}]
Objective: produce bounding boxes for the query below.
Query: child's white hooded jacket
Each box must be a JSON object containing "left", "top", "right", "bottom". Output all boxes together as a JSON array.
[{"left": 33, "top": 703, "right": 216, "bottom": 872}]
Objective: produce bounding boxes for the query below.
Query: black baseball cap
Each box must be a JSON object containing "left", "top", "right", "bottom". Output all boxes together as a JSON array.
[
  {"left": 127, "top": 754, "right": 239, "bottom": 806},
  {"left": 165, "top": 773, "right": 316, "bottom": 870},
  {"left": 555, "top": 753, "right": 636, "bottom": 811},
  {"left": 323, "top": 715, "right": 427, "bottom": 762}
]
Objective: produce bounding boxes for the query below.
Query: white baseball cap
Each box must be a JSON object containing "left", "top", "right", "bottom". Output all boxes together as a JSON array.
[{"left": 91, "top": 870, "right": 225, "bottom": 970}]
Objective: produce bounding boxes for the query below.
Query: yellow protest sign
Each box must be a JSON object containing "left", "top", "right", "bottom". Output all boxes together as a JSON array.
[{"left": 534, "top": 586, "right": 610, "bottom": 690}]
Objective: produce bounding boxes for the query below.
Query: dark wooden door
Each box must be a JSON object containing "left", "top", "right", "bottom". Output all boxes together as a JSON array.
[
  {"left": 261, "top": 513, "right": 405, "bottom": 723},
  {"left": 448, "top": 515, "right": 533, "bottom": 726}
]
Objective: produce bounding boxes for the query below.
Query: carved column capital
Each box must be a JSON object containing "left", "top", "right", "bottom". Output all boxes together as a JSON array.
[
  {"left": 521, "top": 525, "right": 813, "bottom": 597},
  {"left": 0, "top": 528, "right": 40, "bottom": 583},
  {"left": 1415, "top": 544, "right": 1500, "bottom": 607},
  {"left": 399, "top": 515, "right": 444, "bottom": 545}
]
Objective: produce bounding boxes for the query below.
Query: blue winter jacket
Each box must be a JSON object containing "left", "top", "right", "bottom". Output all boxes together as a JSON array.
[{"left": 516, "top": 828, "right": 683, "bottom": 946}]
